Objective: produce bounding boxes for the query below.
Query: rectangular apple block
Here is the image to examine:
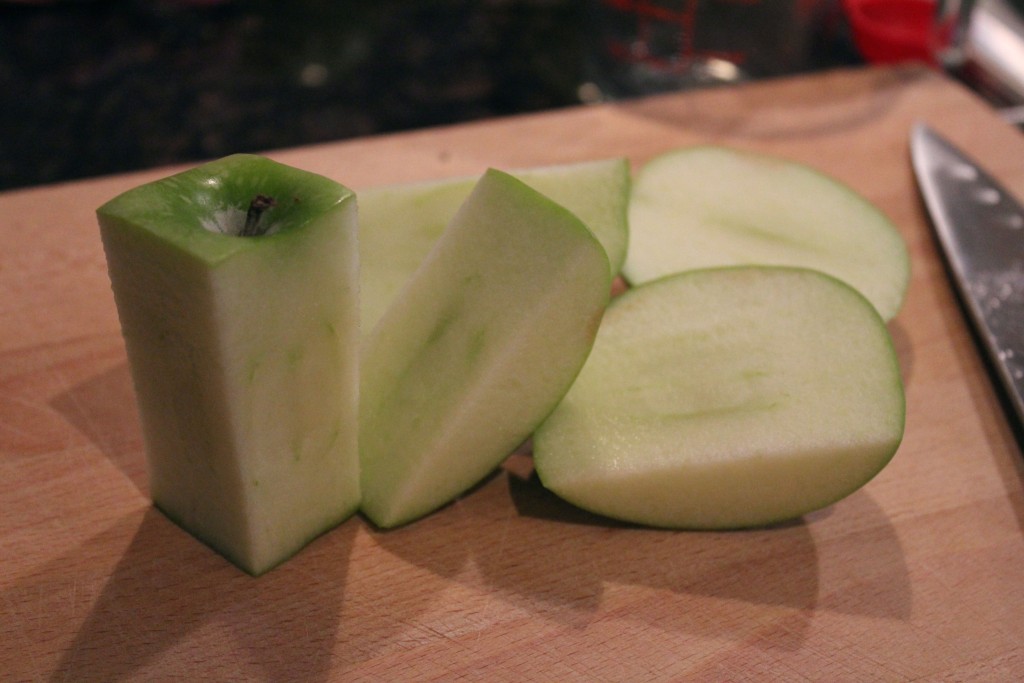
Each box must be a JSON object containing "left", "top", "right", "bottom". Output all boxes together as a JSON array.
[{"left": 97, "top": 155, "right": 360, "bottom": 575}]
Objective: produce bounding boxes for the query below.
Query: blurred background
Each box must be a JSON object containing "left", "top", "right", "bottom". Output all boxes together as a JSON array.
[{"left": 1, "top": 0, "right": 1020, "bottom": 191}]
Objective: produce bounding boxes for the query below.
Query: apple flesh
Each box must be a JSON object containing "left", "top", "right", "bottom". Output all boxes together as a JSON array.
[
  {"left": 359, "top": 168, "right": 611, "bottom": 528},
  {"left": 98, "top": 154, "right": 360, "bottom": 575},
  {"left": 623, "top": 146, "right": 909, "bottom": 321},
  {"left": 358, "top": 157, "right": 629, "bottom": 335},
  {"left": 533, "top": 266, "right": 905, "bottom": 529}
]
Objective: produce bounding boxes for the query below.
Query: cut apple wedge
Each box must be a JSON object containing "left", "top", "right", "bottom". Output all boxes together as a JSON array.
[
  {"left": 98, "top": 154, "right": 360, "bottom": 575},
  {"left": 623, "top": 146, "right": 909, "bottom": 321},
  {"left": 359, "top": 168, "right": 611, "bottom": 529},
  {"left": 533, "top": 266, "right": 906, "bottom": 529},
  {"left": 358, "top": 157, "right": 630, "bottom": 334}
]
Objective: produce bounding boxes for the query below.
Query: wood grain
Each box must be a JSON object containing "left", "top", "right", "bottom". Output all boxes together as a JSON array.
[{"left": 3, "top": 65, "right": 1024, "bottom": 681}]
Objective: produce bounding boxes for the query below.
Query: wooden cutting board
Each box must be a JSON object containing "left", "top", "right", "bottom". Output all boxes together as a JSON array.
[{"left": 3, "top": 65, "right": 1024, "bottom": 681}]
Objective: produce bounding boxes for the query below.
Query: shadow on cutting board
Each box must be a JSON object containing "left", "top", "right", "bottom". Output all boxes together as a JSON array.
[
  {"left": 375, "top": 451, "right": 910, "bottom": 653},
  {"left": 45, "top": 359, "right": 361, "bottom": 681},
  {"left": 501, "top": 463, "right": 908, "bottom": 622},
  {"left": 50, "top": 361, "right": 147, "bottom": 497},
  {"left": 39, "top": 507, "right": 356, "bottom": 683}
]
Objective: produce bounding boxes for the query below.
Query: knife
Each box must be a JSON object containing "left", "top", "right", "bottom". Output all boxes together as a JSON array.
[{"left": 910, "top": 123, "right": 1024, "bottom": 434}]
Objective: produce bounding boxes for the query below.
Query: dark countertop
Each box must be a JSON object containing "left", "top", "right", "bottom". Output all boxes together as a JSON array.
[{"left": 1, "top": 0, "right": 863, "bottom": 192}]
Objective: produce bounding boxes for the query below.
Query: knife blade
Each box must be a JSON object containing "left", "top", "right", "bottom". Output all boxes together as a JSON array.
[{"left": 910, "top": 123, "right": 1024, "bottom": 433}]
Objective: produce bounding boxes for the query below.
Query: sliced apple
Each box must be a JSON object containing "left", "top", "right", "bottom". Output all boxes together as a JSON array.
[
  {"left": 360, "top": 168, "right": 611, "bottom": 528},
  {"left": 98, "top": 154, "right": 360, "bottom": 575},
  {"left": 533, "top": 266, "right": 905, "bottom": 529},
  {"left": 623, "top": 146, "right": 909, "bottom": 320},
  {"left": 358, "top": 157, "right": 629, "bottom": 334}
]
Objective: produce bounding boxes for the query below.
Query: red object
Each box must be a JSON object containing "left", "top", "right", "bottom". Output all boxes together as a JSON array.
[{"left": 843, "top": 0, "right": 939, "bottom": 64}]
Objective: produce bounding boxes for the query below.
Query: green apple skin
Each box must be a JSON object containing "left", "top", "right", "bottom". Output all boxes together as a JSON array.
[
  {"left": 98, "top": 154, "right": 360, "bottom": 576},
  {"left": 623, "top": 146, "right": 910, "bottom": 321},
  {"left": 533, "top": 266, "right": 906, "bottom": 529},
  {"left": 360, "top": 168, "right": 611, "bottom": 529},
  {"left": 358, "top": 157, "right": 629, "bottom": 336}
]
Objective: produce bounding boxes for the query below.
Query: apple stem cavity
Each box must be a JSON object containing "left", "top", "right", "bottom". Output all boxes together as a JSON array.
[{"left": 239, "top": 194, "right": 278, "bottom": 237}]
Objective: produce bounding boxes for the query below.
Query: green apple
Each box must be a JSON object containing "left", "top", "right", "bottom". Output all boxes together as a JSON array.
[
  {"left": 97, "top": 154, "right": 360, "bottom": 576},
  {"left": 533, "top": 266, "right": 905, "bottom": 529},
  {"left": 360, "top": 168, "right": 611, "bottom": 528},
  {"left": 623, "top": 146, "right": 909, "bottom": 321},
  {"left": 358, "top": 157, "right": 629, "bottom": 335}
]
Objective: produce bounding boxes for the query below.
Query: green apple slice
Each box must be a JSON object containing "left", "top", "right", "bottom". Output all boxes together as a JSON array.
[
  {"left": 533, "top": 266, "right": 905, "bottom": 529},
  {"left": 360, "top": 168, "right": 611, "bottom": 528},
  {"left": 623, "top": 146, "right": 909, "bottom": 321},
  {"left": 98, "top": 154, "right": 360, "bottom": 575},
  {"left": 358, "top": 157, "right": 629, "bottom": 335}
]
